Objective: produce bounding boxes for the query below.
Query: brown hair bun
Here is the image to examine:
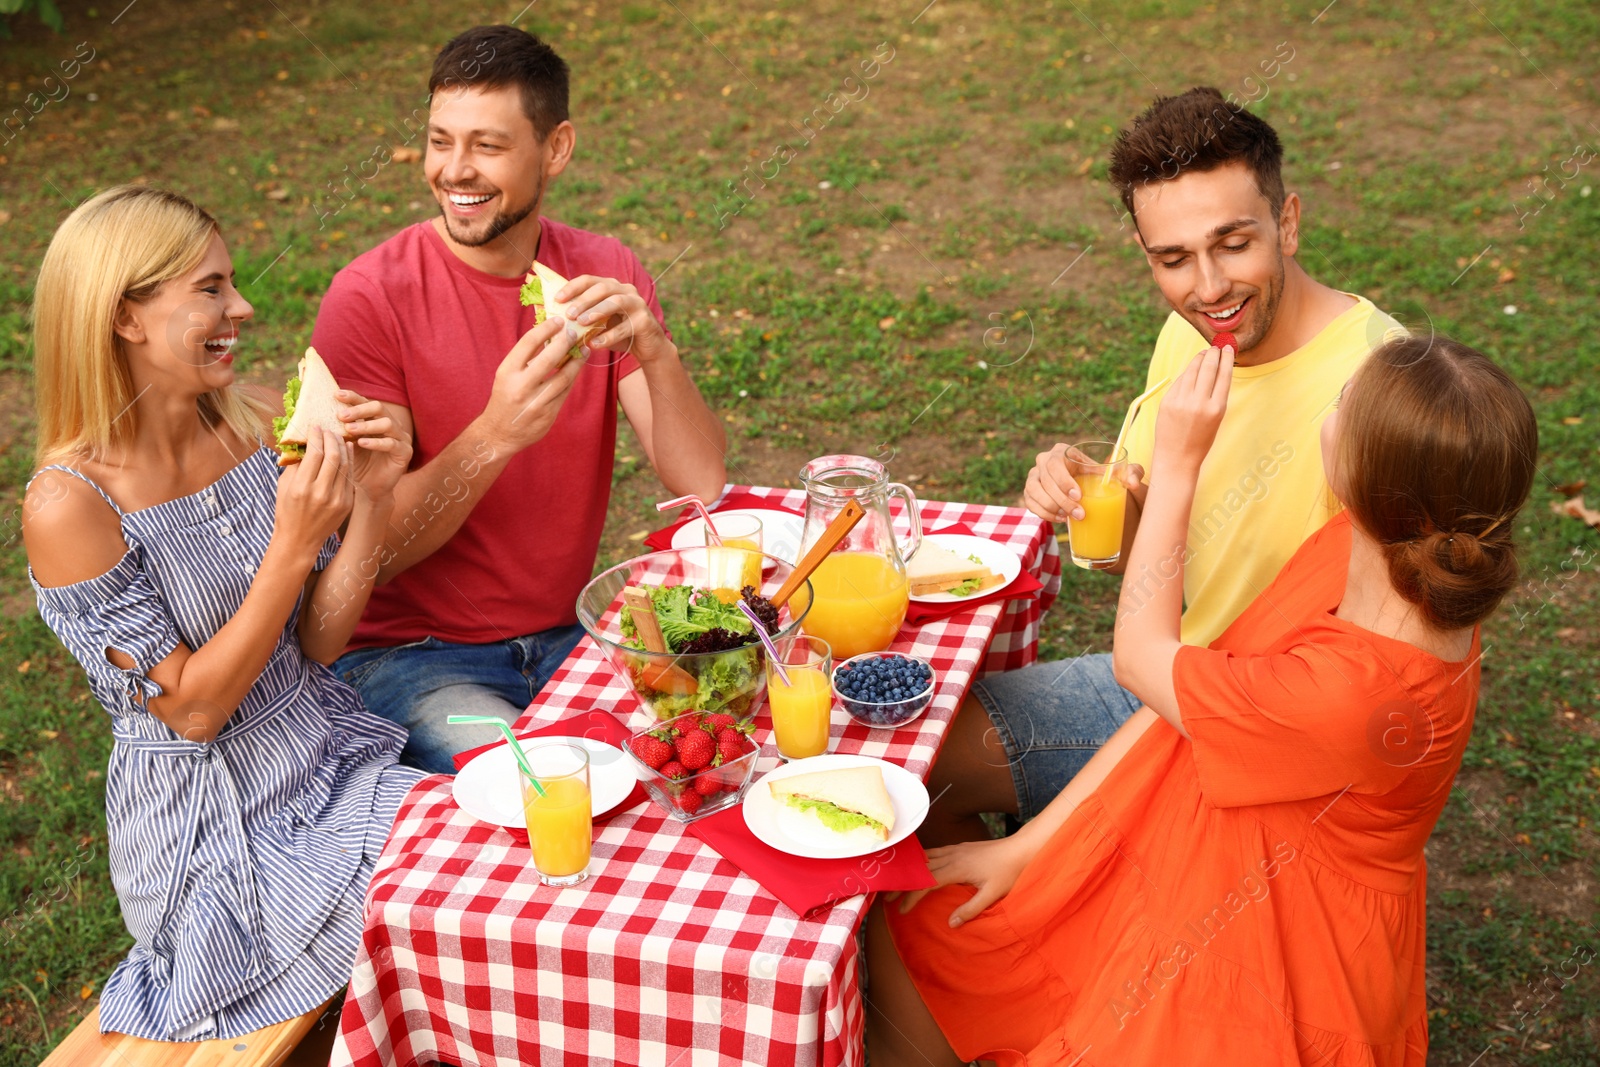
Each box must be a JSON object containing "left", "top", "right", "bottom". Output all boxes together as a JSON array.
[{"left": 1337, "top": 335, "right": 1537, "bottom": 630}]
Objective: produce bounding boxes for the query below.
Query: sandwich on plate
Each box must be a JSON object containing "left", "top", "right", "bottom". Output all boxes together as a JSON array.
[
  {"left": 273, "top": 347, "right": 346, "bottom": 466},
  {"left": 906, "top": 541, "right": 1002, "bottom": 597},
  {"left": 519, "top": 260, "right": 619, "bottom": 356},
  {"left": 768, "top": 765, "right": 896, "bottom": 843}
]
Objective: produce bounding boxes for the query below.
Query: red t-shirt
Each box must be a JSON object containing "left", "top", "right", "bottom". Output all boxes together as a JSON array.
[{"left": 310, "top": 217, "right": 652, "bottom": 649}]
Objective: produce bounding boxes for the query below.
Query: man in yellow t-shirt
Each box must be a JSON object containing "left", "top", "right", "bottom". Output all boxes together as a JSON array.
[{"left": 920, "top": 87, "right": 1402, "bottom": 846}]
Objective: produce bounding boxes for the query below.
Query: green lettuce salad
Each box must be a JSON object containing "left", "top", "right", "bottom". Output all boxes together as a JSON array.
[
  {"left": 272, "top": 376, "right": 303, "bottom": 461},
  {"left": 949, "top": 553, "right": 988, "bottom": 596},
  {"left": 518, "top": 273, "right": 547, "bottom": 324},
  {"left": 619, "top": 585, "right": 763, "bottom": 716}
]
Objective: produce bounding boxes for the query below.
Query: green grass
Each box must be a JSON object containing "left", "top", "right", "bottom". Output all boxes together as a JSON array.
[{"left": 2, "top": 0, "right": 1599, "bottom": 1062}]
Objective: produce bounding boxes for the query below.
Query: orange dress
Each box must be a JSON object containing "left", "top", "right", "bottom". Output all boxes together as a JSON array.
[{"left": 887, "top": 514, "right": 1477, "bottom": 1066}]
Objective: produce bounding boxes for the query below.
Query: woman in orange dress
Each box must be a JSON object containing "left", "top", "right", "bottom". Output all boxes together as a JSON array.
[{"left": 867, "top": 335, "right": 1538, "bottom": 1066}]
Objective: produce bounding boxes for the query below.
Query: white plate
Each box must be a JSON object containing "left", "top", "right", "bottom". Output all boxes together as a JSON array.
[
  {"left": 907, "top": 533, "right": 1023, "bottom": 604},
  {"left": 742, "top": 754, "right": 929, "bottom": 859},
  {"left": 669, "top": 508, "right": 805, "bottom": 565},
  {"left": 453, "top": 737, "right": 635, "bottom": 829}
]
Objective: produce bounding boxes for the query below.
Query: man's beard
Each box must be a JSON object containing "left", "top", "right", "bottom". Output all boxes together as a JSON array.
[
  {"left": 440, "top": 171, "right": 544, "bottom": 250},
  {"left": 1238, "top": 254, "right": 1285, "bottom": 352},
  {"left": 1189, "top": 252, "right": 1285, "bottom": 353}
]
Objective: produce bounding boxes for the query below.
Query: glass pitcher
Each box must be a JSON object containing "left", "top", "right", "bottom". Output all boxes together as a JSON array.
[{"left": 793, "top": 455, "right": 922, "bottom": 660}]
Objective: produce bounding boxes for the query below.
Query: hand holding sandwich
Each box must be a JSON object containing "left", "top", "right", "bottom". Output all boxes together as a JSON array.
[
  {"left": 271, "top": 426, "right": 355, "bottom": 568},
  {"left": 551, "top": 273, "right": 672, "bottom": 365},
  {"left": 474, "top": 314, "right": 585, "bottom": 455}
]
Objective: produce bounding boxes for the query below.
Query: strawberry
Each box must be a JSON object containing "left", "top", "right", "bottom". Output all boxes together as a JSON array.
[
  {"left": 674, "top": 789, "right": 704, "bottom": 815},
  {"left": 629, "top": 734, "right": 673, "bottom": 770},
  {"left": 693, "top": 773, "right": 722, "bottom": 796},
  {"left": 718, "top": 735, "right": 747, "bottom": 767},
  {"left": 703, "top": 713, "right": 739, "bottom": 735},
  {"left": 716, "top": 726, "right": 748, "bottom": 749},
  {"left": 659, "top": 760, "right": 688, "bottom": 781},
  {"left": 676, "top": 728, "right": 716, "bottom": 771},
  {"left": 1212, "top": 331, "right": 1237, "bottom": 351}
]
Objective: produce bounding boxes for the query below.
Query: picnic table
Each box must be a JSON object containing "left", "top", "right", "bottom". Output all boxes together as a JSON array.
[{"left": 331, "top": 489, "right": 1061, "bottom": 1067}]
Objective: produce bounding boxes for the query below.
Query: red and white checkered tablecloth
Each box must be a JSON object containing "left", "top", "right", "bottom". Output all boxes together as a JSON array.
[{"left": 332, "top": 496, "right": 1059, "bottom": 1067}]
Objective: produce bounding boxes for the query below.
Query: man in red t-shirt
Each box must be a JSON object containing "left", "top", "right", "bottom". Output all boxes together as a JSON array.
[{"left": 312, "top": 26, "right": 725, "bottom": 773}]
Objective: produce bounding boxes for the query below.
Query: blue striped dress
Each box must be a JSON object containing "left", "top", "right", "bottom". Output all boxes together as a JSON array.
[{"left": 28, "top": 447, "right": 425, "bottom": 1042}]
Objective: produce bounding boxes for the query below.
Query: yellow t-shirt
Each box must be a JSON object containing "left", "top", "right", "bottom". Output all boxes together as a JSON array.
[{"left": 1121, "top": 295, "right": 1404, "bottom": 646}]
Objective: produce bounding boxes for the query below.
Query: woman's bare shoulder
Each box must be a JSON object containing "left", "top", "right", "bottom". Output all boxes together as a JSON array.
[{"left": 23, "top": 467, "right": 129, "bottom": 587}]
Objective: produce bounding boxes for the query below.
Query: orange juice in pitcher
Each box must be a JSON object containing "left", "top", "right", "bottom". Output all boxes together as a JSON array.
[
  {"left": 792, "top": 455, "right": 921, "bottom": 661},
  {"left": 798, "top": 552, "right": 909, "bottom": 661}
]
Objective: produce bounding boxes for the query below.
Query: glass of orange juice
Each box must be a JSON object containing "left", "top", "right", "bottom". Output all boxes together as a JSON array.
[
  {"left": 1065, "top": 441, "right": 1129, "bottom": 571},
  {"left": 767, "top": 636, "right": 834, "bottom": 761},
  {"left": 705, "top": 515, "right": 764, "bottom": 603},
  {"left": 520, "top": 742, "right": 593, "bottom": 888}
]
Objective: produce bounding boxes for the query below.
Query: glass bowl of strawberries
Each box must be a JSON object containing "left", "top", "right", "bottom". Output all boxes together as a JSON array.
[{"left": 624, "top": 709, "right": 761, "bottom": 822}]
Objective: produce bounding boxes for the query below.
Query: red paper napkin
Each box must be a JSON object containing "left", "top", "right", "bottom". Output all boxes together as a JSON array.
[
  {"left": 644, "top": 491, "right": 805, "bottom": 551},
  {"left": 450, "top": 709, "right": 649, "bottom": 823},
  {"left": 903, "top": 525, "right": 1046, "bottom": 625},
  {"left": 684, "top": 798, "right": 934, "bottom": 917}
]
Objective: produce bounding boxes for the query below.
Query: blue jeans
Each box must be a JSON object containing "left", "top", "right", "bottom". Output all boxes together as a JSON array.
[
  {"left": 969, "top": 652, "right": 1143, "bottom": 822},
  {"left": 334, "top": 625, "right": 585, "bottom": 775}
]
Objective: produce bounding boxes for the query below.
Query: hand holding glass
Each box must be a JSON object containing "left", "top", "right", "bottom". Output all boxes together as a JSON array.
[{"left": 1065, "top": 441, "right": 1129, "bottom": 570}]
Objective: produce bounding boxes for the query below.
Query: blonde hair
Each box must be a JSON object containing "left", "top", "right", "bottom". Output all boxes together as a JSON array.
[{"left": 32, "top": 185, "right": 270, "bottom": 465}]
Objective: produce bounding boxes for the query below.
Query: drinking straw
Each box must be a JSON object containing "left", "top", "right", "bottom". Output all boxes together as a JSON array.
[
  {"left": 1103, "top": 375, "right": 1172, "bottom": 488},
  {"left": 447, "top": 714, "right": 546, "bottom": 796},
  {"left": 738, "top": 599, "right": 791, "bottom": 687},
  {"left": 657, "top": 494, "right": 721, "bottom": 545}
]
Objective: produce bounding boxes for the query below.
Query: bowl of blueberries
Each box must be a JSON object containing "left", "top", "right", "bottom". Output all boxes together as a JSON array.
[{"left": 832, "top": 652, "right": 936, "bottom": 728}]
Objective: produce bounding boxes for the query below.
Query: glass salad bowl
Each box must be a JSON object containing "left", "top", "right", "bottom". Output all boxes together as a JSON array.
[{"left": 577, "top": 546, "right": 813, "bottom": 722}]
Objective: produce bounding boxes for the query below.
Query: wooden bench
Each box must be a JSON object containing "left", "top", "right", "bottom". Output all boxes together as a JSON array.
[{"left": 40, "top": 998, "right": 336, "bottom": 1067}]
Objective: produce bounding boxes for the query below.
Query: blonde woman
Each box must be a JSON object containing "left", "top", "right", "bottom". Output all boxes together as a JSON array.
[{"left": 23, "top": 185, "right": 424, "bottom": 1041}]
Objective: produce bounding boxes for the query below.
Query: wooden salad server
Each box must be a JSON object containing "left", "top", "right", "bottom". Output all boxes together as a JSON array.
[
  {"left": 770, "top": 498, "right": 867, "bottom": 609},
  {"left": 621, "top": 585, "right": 699, "bottom": 695}
]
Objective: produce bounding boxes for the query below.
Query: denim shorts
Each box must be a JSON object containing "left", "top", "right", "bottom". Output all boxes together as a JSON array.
[
  {"left": 334, "top": 624, "right": 585, "bottom": 775},
  {"left": 969, "top": 651, "right": 1143, "bottom": 822}
]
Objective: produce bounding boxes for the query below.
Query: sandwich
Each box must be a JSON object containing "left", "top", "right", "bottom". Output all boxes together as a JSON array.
[
  {"left": 273, "top": 347, "right": 346, "bottom": 466},
  {"left": 768, "top": 765, "right": 896, "bottom": 841},
  {"left": 906, "top": 542, "right": 1003, "bottom": 597},
  {"left": 519, "top": 260, "right": 618, "bottom": 355}
]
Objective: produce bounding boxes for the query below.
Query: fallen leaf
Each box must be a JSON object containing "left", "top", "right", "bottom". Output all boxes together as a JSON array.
[
  {"left": 627, "top": 530, "right": 649, "bottom": 541},
  {"left": 1553, "top": 495, "right": 1600, "bottom": 530},
  {"left": 0, "top": 210, "right": 11, "bottom": 225},
  {"left": 212, "top": 117, "right": 239, "bottom": 132},
  {"left": 264, "top": 188, "right": 289, "bottom": 202},
  {"left": 1496, "top": 267, "right": 1516, "bottom": 284},
  {"left": 16, "top": 659, "right": 28, "bottom": 673},
  {"left": 38, "top": 729, "right": 58, "bottom": 740},
  {"left": 1562, "top": 416, "right": 1584, "bottom": 425},
  {"left": 1556, "top": 627, "right": 1579, "bottom": 638},
  {"left": 877, "top": 316, "right": 896, "bottom": 330},
  {"left": 1555, "top": 479, "right": 1588, "bottom": 496},
  {"left": 80, "top": 984, "right": 93, "bottom": 1000},
  {"left": 391, "top": 146, "right": 421, "bottom": 163},
  {"left": 720, "top": 84, "right": 733, "bottom": 96}
]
